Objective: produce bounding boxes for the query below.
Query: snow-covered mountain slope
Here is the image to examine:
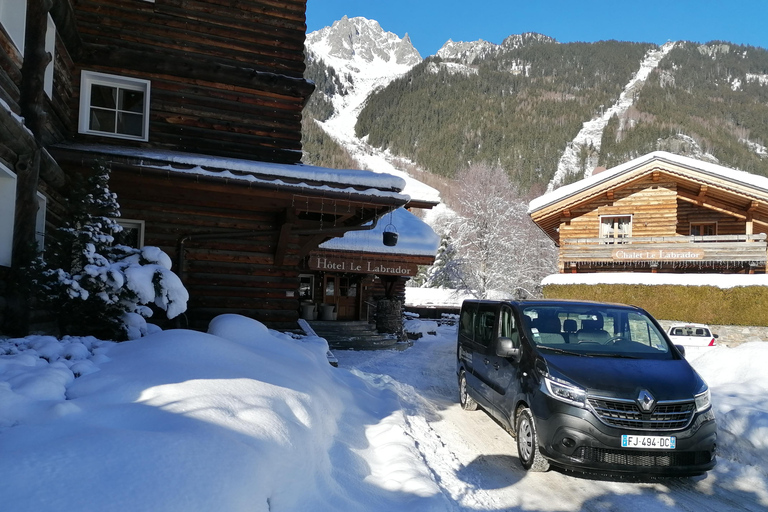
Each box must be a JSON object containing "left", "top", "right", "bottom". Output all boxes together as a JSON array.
[
  {"left": 436, "top": 39, "right": 498, "bottom": 65},
  {"left": 306, "top": 17, "right": 440, "bottom": 204},
  {"left": 547, "top": 42, "right": 677, "bottom": 191},
  {"left": 436, "top": 33, "right": 555, "bottom": 65}
]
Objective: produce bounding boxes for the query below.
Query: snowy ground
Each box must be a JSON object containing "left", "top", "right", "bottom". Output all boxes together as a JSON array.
[{"left": 1, "top": 312, "right": 767, "bottom": 511}]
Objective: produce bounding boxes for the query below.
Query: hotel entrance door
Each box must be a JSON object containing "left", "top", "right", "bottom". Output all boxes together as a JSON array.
[{"left": 323, "top": 274, "right": 360, "bottom": 320}]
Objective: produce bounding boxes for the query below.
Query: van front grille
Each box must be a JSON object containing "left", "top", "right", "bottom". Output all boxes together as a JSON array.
[
  {"left": 574, "top": 447, "right": 712, "bottom": 467},
  {"left": 587, "top": 396, "right": 695, "bottom": 430}
]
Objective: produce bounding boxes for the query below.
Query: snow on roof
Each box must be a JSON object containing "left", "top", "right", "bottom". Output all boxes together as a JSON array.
[
  {"left": 542, "top": 272, "right": 768, "bottom": 289},
  {"left": 319, "top": 207, "right": 440, "bottom": 257},
  {"left": 55, "top": 144, "right": 410, "bottom": 199},
  {"left": 374, "top": 165, "right": 441, "bottom": 206},
  {"left": 528, "top": 151, "right": 768, "bottom": 214}
]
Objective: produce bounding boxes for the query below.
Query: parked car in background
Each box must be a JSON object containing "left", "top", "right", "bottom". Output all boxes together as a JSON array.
[
  {"left": 457, "top": 299, "right": 717, "bottom": 476},
  {"left": 667, "top": 324, "right": 718, "bottom": 347}
]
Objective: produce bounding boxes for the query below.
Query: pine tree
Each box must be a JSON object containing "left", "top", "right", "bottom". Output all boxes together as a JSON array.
[
  {"left": 425, "top": 234, "right": 460, "bottom": 288},
  {"left": 39, "top": 163, "right": 188, "bottom": 340}
]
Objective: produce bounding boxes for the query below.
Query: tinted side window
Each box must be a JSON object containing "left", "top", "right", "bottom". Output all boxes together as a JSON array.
[
  {"left": 475, "top": 304, "right": 497, "bottom": 349},
  {"left": 459, "top": 302, "right": 478, "bottom": 342},
  {"left": 500, "top": 306, "right": 520, "bottom": 347}
]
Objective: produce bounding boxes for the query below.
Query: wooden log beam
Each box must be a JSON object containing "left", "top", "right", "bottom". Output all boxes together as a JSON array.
[
  {"left": 80, "top": 43, "right": 314, "bottom": 100},
  {"left": 677, "top": 189, "right": 748, "bottom": 220}
]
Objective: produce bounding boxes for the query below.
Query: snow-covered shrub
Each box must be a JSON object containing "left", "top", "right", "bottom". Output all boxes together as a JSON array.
[{"left": 39, "top": 164, "right": 188, "bottom": 341}]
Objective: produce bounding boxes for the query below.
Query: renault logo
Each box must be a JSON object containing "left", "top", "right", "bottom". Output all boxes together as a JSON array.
[{"left": 637, "top": 390, "right": 655, "bottom": 412}]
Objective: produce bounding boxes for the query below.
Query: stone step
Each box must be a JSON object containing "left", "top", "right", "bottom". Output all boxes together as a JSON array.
[{"left": 306, "top": 320, "right": 410, "bottom": 351}]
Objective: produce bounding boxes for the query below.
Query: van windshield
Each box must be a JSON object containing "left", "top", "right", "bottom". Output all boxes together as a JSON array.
[{"left": 521, "top": 305, "right": 673, "bottom": 359}]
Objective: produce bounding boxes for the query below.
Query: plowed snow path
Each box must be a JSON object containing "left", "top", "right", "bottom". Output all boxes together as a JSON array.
[{"left": 335, "top": 325, "right": 768, "bottom": 511}]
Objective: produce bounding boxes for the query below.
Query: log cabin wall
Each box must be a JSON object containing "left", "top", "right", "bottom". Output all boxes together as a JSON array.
[
  {"left": 1, "top": 9, "right": 75, "bottom": 148},
  {"left": 559, "top": 177, "right": 679, "bottom": 241},
  {"left": 676, "top": 200, "right": 747, "bottom": 236},
  {"left": 105, "top": 165, "right": 307, "bottom": 330},
  {"left": 69, "top": 0, "right": 312, "bottom": 163},
  {"left": 0, "top": 24, "right": 22, "bottom": 119}
]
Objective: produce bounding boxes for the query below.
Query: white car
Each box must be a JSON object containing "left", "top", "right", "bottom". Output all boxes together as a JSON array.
[{"left": 667, "top": 323, "right": 718, "bottom": 347}]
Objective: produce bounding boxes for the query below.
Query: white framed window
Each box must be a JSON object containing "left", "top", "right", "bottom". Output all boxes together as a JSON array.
[
  {"left": 0, "top": 162, "right": 17, "bottom": 267},
  {"left": 0, "top": 164, "right": 45, "bottom": 266},
  {"left": 600, "top": 215, "right": 632, "bottom": 244},
  {"left": 0, "top": 0, "right": 27, "bottom": 54},
  {"left": 44, "top": 14, "right": 55, "bottom": 98},
  {"left": 299, "top": 274, "right": 314, "bottom": 300},
  {"left": 79, "top": 71, "right": 151, "bottom": 141},
  {"left": 115, "top": 219, "right": 145, "bottom": 248}
]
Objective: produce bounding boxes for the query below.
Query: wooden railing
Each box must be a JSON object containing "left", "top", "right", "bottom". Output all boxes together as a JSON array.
[{"left": 561, "top": 234, "right": 768, "bottom": 263}]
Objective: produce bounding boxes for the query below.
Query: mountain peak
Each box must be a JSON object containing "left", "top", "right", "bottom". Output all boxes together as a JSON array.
[
  {"left": 436, "top": 33, "right": 557, "bottom": 64},
  {"left": 307, "top": 16, "right": 422, "bottom": 68},
  {"left": 436, "top": 39, "right": 498, "bottom": 64}
]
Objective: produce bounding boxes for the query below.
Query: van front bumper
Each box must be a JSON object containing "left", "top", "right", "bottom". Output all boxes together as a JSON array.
[{"left": 533, "top": 400, "right": 717, "bottom": 476}]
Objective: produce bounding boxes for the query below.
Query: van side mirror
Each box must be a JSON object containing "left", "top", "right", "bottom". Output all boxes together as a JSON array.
[
  {"left": 496, "top": 337, "right": 521, "bottom": 362},
  {"left": 675, "top": 344, "right": 686, "bottom": 357}
]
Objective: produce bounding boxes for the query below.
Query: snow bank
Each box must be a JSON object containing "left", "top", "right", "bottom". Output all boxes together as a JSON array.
[
  {"left": 691, "top": 343, "right": 768, "bottom": 472},
  {"left": 0, "top": 316, "right": 449, "bottom": 512}
]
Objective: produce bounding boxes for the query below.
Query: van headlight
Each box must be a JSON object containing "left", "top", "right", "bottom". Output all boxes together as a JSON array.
[
  {"left": 544, "top": 376, "right": 586, "bottom": 407},
  {"left": 694, "top": 387, "right": 711, "bottom": 412}
]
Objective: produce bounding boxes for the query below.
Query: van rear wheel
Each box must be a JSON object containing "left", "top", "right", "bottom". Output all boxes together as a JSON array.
[
  {"left": 459, "top": 370, "right": 478, "bottom": 411},
  {"left": 515, "top": 407, "right": 550, "bottom": 472}
]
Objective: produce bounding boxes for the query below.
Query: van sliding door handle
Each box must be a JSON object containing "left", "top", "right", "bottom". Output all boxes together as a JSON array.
[
  {"left": 493, "top": 363, "right": 500, "bottom": 370},
  {"left": 484, "top": 358, "right": 490, "bottom": 365}
]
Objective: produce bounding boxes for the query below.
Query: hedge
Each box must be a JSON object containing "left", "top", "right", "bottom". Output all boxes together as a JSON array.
[{"left": 543, "top": 284, "right": 768, "bottom": 326}]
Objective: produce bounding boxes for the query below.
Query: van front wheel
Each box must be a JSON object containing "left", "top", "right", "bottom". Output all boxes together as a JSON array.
[
  {"left": 459, "top": 370, "right": 478, "bottom": 411},
  {"left": 515, "top": 407, "right": 550, "bottom": 472}
]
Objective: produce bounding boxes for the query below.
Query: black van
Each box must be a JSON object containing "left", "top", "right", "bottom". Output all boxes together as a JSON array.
[{"left": 457, "top": 299, "right": 717, "bottom": 475}]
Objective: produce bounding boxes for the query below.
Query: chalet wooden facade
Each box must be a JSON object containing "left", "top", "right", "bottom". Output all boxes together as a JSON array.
[
  {"left": 529, "top": 152, "right": 768, "bottom": 274},
  {"left": 0, "top": 0, "right": 434, "bottom": 333}
]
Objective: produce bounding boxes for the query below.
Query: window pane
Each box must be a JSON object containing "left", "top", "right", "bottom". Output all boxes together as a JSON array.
[
  {"left": 91, "top": 84, "right": 116, "bottom": 108},
  {"left": 117, "top": 112, "right": 144, "bottom": 137},
  {"left": 119, "top": 89, "right": 145, "bottom": 113},
  {"left": 90, "top": 108, "right": 116, "bottom": 132}
]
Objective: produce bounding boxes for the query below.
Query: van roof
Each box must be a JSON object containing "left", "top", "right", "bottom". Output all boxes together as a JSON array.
[{"left": 461, "top": 298, "right": 643, "bottom": 311}]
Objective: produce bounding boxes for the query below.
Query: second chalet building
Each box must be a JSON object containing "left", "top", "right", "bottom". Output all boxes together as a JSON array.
[
  {"left": 529, "top": 152, "right": 768, "bottom": 275},
  {"left": 0, "top": 1, "right": 438, "bottom": 333}
]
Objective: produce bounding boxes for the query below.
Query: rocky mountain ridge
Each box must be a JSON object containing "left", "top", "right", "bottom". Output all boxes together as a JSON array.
[{"left": 303, "top": 17, "right": 768, "bottom": 195}]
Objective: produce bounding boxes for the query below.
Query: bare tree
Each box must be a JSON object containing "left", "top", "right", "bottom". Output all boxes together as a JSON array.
[{"left": 446, "top": 163, "right": 557, "bottom": 299}]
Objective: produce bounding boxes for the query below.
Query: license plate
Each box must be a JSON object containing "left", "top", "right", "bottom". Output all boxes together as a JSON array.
[{"left": 621, "top": 435, "right": 676, "bottom": 449}]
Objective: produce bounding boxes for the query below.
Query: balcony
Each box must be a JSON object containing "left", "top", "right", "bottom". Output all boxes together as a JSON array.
[{"left": 560, "top": 234, "right": 768, "bottom": 266}]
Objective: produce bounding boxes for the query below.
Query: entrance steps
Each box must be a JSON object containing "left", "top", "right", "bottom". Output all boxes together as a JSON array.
[{"left": 304, "top": 320, "right": 410, "bottom": 351}]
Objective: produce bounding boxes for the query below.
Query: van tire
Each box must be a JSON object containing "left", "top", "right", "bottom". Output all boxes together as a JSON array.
[
  {"left": 515, "top": 407, "right": 550, "bottom": 472},
  {"left": 459, "top": 370, "right": 478, "bottom": 411}
]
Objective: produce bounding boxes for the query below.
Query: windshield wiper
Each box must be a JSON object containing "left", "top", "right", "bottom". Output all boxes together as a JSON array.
[
  {"left": 587, "top": 352, "right": 641, "bottom": 359},
  {"left": 537, "top": 345, "right": 586, "bottom": 357}
]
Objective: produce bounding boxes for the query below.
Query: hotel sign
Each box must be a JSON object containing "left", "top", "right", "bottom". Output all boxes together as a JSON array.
[
  {"left": 612, "top": 248, "right": 705, "bottom": 261},
  {"left": 309, "top": 254, "right": 418, "bottom": 276}
]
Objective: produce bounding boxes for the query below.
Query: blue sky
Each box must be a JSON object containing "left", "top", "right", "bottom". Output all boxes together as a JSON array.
[{"left": 306, "top": 0, "right": 768, "bottom": 58}]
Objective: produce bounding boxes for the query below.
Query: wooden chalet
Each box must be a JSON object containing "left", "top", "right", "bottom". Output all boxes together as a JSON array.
[
  {"left": 528, "top": 152, "right": 768, "bottom": 274},
  {"left": 0, "top": 0, "right": 435, "bottom": 333}
]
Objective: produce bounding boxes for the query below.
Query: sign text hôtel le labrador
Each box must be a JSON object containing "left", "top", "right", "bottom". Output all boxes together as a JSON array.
[{"left": 310, "top": 255, "right": 416, "bottom": 276}]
